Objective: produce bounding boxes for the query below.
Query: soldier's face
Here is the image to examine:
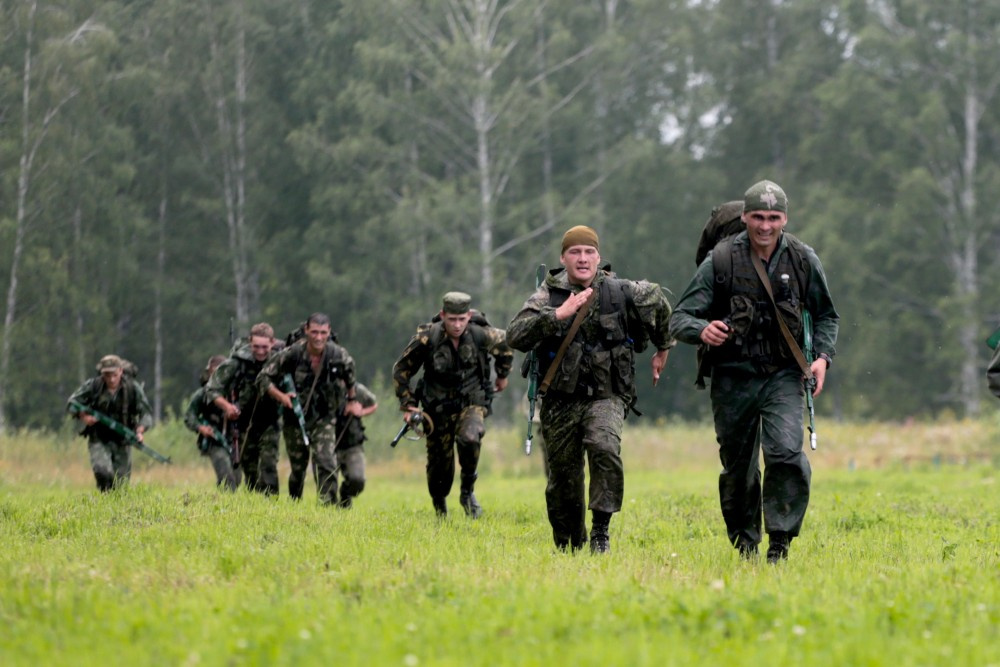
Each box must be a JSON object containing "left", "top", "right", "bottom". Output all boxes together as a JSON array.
[
  {"left": 250, "top": 335, "right": 273, "bottom": 362},
  {"left": 561, "top": 245, "right": 600, "bottom": 286},
  {"left": 305, "top": 323, "right": 331, "bottom": 354},
  {"left": 441, "top": 311, "right": 471, "bottom": 340},
  {"left": 102, "top": 368, "right": 123, "bottom": 391},
  {"left": 743, "top": 210, "right": 787, "bottom": 257}
]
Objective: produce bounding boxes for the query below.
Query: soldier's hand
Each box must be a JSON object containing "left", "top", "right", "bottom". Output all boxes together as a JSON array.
[
  {"left": 494, "top": 377, "right": 509, "bottom": 393},
  {"left": 222, "top": 401, "right": 240, "bottom": 420},
  {"left": 404, "top": 407, "right": 421, "bottom": 424},
  {"left": 699, "top": 320, "right": 731, "bottom": 347},
  {"left": 344, "top": 400, "right": 364, "bottom": 417},
  {"left": 651, "top": 348, "right": 670, "bottom": 387},
  {"left": 555, "top": 287, "right": 593, "bottom": 321},
  {"left": 197, "top": 425, "right": 214, "bottom": 438},
  {"left": 80, "top": 414, "right": 98, "bottom": 427},
  {"left": 136, "top": 426, "right": 145, "bottom": 442}
]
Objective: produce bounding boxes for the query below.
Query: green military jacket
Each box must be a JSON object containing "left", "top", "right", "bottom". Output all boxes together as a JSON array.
[
  {"left": 393, "top": 318, "right": 512, "bottom": 412},
  {"left": 988, "top": 344, "right": 1000, "bottom": 399},
  {"left": 668, "top": 231, "right": 839, "bottom": 377},
  {"left": 183, "top": 386, "right": 227, "bottom": 452},
  {"left": 506, "top": 268, "right": 674, "bottom": 401},
  {"left": 67, "top": 376, "right": 153, "bottom": 444},
  {"left": 205, "top": 343, "right": 279, "bottom": 428},
  {"left": 258, "top": 339, "right": 356, "bottom": 426}
]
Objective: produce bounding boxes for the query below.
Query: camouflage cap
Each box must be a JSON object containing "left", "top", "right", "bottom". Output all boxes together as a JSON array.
[
  {"left": 96, "top": 354, "right": 124, "bottom": 373},
  {"left": 744, "top": 180, "right": 788, "bottom": 213},
  {"left": 442, "top": 291, "right": 472, "bottom": 314}
]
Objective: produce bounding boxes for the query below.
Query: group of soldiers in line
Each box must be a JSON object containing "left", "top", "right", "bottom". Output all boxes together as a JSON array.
[{"left": 69, "top": 179, "right": 848, "bottom": 564}]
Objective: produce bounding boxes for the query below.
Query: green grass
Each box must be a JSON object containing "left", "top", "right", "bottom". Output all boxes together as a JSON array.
[{"left": 0, "top": 423, "right": 998, "bottom": 666}]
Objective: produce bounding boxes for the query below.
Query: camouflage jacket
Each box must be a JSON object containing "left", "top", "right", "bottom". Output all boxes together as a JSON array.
[
  {"left": 393, "top": 319, "right": 513, "bottom": 411},
  {"left": 183, "top": 386, "right": 227, "bottom": 451},
  {"left": 258, "top": 339, "right": 356, "bottom": 426},
  {"left": 205, "top": 343, "right": 279, "bottom": 428},
  {"left": 67, "top": 376, "right": 153, "bottom": 443},
  {"left": 988, "top": 344, "right": 1000, "bottom": 399},
  {"left": 506, "top": 268, "right": 673, "bottom": 401}
]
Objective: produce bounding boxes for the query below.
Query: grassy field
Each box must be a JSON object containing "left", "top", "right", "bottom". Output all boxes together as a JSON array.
[{"left": 0, "top": 420, "right": 998, "bottom": 666}]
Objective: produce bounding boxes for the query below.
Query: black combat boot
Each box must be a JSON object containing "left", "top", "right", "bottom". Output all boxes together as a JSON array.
[
  {"left": 736, "top": 537, "right": 759, "bottom": 560},
  {"left": 766, "top": 532, "right": 791, "bottom": 563},
  {"left": 459, "top": 473, "right": 483, "bottom": 519},
  {"left": 590, "top": 511, "right": 612, "bottom": 554},
  {"left": 432, "top": 496, "right": 448, "bottom": 517}
]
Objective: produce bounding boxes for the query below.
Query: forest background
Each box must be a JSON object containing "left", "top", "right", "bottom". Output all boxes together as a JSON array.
[{"left": 2, "top": 0, "right": 1000, "bottom": 433}]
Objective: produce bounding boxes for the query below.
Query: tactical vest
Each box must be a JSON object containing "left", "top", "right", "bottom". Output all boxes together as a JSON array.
[
  {"left": 537, "top": 274, "right": 642, "bottom": 404},
  {"left": 288, "top": 341, "right": 351, "bottom": 422},
  {"left": 88, "top": 376, "right": 139, "bottom": 441},
  {"left": 419, "top": 322, "right": 491, "bottom": 411},
  {"left": 709, "top": 233, "right": 810, "bottom": 370}
]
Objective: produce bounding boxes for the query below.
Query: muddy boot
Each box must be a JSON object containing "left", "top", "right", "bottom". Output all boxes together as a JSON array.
[
  {"left": 589, "top": 511, "right": 612, "bottom": 554},
  {"left": 459, "top": 473, "right": 482, "bottom": 519}
]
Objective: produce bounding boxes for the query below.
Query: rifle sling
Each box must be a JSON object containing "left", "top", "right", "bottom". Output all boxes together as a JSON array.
[
  {"left": 750, "top": 252, "right": 813, "bottom": 381},
  {"left": 539, "top": 288, "right": 597, "bottom": 395}
]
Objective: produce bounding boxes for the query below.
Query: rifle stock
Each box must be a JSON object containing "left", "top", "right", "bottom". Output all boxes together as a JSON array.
[{"left": 70, "top": 400, "right": 171, "bottom": 464}]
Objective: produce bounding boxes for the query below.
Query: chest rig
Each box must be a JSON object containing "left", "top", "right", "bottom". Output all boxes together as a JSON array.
[
  {"left": 710, "top": 234, "right": 810, "bottom": 371},
  {"left": 419, "top": 322, "right": 491, "bottom": 411}
]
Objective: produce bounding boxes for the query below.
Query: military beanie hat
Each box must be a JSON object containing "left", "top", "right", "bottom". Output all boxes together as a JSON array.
[
  {"left": 442, "top": 291, "right": 472, "bottom": 314},
  {"left": 744, "top": 180, "right": 788, "bottom": 213},
  {"left": 561, "top": 225, "right": 600, "bottom": 253}
]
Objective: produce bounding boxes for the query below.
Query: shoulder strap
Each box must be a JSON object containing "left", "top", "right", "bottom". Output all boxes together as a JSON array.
[
  {"left": 710, "top": 235, "right": 735, "bottom": 315},
  {"left": 750, "top": 253, "right": 813, "bottom": 381},
  {"left": 539, "top": 289, "right": 597, "bottom": 395}
]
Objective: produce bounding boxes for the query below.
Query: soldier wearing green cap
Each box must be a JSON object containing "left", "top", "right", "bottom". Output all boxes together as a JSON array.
[
  {"left": 67, "top": 354, "right": 154, "bottom": 492},
  {"left": 507, "top": 226, "right": 675, "bottom": 554},
  {"left": 393, "top": 291, "right": 513, "bottom": 518},
  {"left": 669, "top": 180, "right": 839, "bottom": 563}
]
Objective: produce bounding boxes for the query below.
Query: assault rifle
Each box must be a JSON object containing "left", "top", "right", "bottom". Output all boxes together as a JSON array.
[
  {"left": 70, "top": 400, "right": 171, "bottom": 464},
  {"left": 198, "top": 420, "right": 230, "bottom": 453},
  {"left": 283, "top": 374, "right": 310, "bottom": 447},
  {"left": 802, "top": 310, "right": 818, "bottom": 451},
  {"left": 390, "top": 411, "right": 432, "bottom": 448},
  {"left": 523, "top": 263, "right": 546, "bottom": 455}
]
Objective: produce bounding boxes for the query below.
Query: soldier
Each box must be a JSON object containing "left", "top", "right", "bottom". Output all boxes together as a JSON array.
[
  {"left": 206, "top": 322, "right": 282, "bottom": 496},
  {"left": 259, "top": 313, "right": 357, "bottom": 505},
  {"left": 67, "top": 354, "right": 154, "bottom": 492},
  {"left": 506, "top": 226, "right": 674, "bottom": 553},
  {"left": 988, "top": 341, "right": 1000, "bottom": 399},
  {"left": 392, "top": 292, "right": 513, "bottom": 518},
  {"left": 669, "top": 180, "right": 839, "bottom": 563},
  {"left": 333, "top": 382, "right": 378, "bottom": 508},
  {"left": 184, "top": 354, "right": 240, "bottom": 491}
]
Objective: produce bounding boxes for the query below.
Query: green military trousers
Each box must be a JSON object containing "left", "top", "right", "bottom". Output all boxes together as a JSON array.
[
  {"left": 540, "top": 394, "right": 626, "bottom": 549},
  {"left": 710, "top": 367, "right": 811, "bottom": 550},
  {"left": 285, "top": 416, "right": 339, "bottom": 504}
]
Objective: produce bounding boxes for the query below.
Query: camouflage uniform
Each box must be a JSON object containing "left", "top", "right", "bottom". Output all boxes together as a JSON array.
[
  {"left": 507, "top": 269, "right": 674, "bottom": 550},
  {"left": 258, "top": 339, "right": 356, "bottom": 504},
  {"left": 988, "top": 343, "right": 1000, "bottom": 399},
  {"left": 205, "top": 344, "right": 281, "bottom": 495},
  {"left": 669, "top": 228, "right": 839, "bottom": 557},
  {"left": 184, "top": 386, "right": 240, "bottom": 491},
  {"left": 67, "top": 367, "right": 153, "bottom": 492},
  {"left": 392, "top": 300, "right": 513, "bottom": 517},
  {"left": 333, "top": 382, "right": 377, "bottom": 508}
]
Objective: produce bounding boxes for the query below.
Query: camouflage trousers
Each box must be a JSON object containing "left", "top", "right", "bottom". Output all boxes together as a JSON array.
[
  {"left": 424, "top": 405, "right": 486, "bottom": 501},
  {"left": 334, "top": 445, "right": 366, "bottom": 507},
  {"left": 238, "top": 423, "right": 280, "bottom": 496},
  {"left": 284, "top": 417, "right": 339, "bottom": 504},
  {"left": 88, "top": 438, "right": 132, "bottom": 492},
  {"left": 539, "top": 395, "right": 627, "bottom": 549},
  {"left": 202, "top": 443, "right": 241, "bottom": 492},
  {"left": 710, "top": 367, "right": 811, "bottom": 549}
]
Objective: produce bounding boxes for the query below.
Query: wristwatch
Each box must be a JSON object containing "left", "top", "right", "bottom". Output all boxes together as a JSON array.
[{"left": 818, "top": 352, "right": 832, "bottom": 369}]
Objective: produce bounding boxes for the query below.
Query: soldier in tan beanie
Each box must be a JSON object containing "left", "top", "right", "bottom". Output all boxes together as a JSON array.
[{"left": 507, "top": 226, "right": 675, "bottom": 554}]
